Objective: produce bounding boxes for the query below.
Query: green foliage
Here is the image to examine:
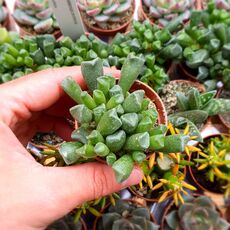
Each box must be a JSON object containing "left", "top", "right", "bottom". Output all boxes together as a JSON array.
[
  {"left": 165, "top": 195, "right": 230, "bottom": 230},
  {"left": 13, "top": 0, "right": 59, "bottom": 34},
  {"left": 98, "top": 200, "right": 159, "bottom": 230}
]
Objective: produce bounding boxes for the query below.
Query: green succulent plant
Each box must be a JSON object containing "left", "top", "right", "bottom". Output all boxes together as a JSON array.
[
  {"left": 77, "top": 0, "right": 133, "bottom": 29},
  {"left": 13, "top": 0, "right": 59, "bottom": 34},
  {"left": 98, "top": 199, "right": 159, "bottom": 230},
  {"left": 142, "top": 0, "right": 194, "bottom": 27},
  {"left": 165, "top": 195, "right": 230, "bottom": 230},
  {"left": 0, "top": 0, "right": 8, "bottom": 25},
  {"left": 203, "top": 0, "right": 230, "bottom": 10},
  {"left": 193, "top": 135, "right": 230, "bottom": 197},
  {"left": 170, "top": 87, "right": 230, "bottom": 125},
  {"left": 59, "top": 56, "right": 171, "bottom": 182}
]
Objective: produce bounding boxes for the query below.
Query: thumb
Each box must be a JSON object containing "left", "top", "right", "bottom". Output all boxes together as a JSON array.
[{"left": 44, "top": 162, "right": 143, "bottom": 216}]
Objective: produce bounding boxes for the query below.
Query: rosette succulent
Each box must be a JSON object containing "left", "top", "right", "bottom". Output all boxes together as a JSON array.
[
  {"left": 13, "top": 0, "right": 59, "bottom": 34},
  {"left": 0, "top": 0, "right": 8, "bottom": 26},
  {"left": 142, "top": 0, "right": 194, "bottom": 27},
  {"left": 59, "top": 56, "right": 169, "bottom": 183},
  {"left": 97, "top": 200, "right": 159, "bottom": 230},
  {"left": 77, "top": 0, "right": 133, "bottom": 29},
  {"left": 165, "top": 195, "right": 230, "bottom": 230}
]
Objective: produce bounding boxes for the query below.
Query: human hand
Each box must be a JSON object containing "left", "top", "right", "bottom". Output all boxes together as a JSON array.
[{"left": 0, "top": 67, "right": 143, "bottom": 230}]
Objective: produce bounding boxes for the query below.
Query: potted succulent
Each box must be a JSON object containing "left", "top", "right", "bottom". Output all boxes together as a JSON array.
[
  {"left": 161, "top": 194, "right": 230, "bottom": 230},
  {"left": 93, "top": 199, "right": 159, "bottom": 229},
  {"left": 59, "top": 56, "right": 168, "bottom": 183},
  {"left": 0, "top": 0, "right": 9, "bottom": 28},
  {"left": 13, "top": 0, "right": 61, "bottom": 37},
  {"left": 129, "top": 122, "right": 198, "bottom": 205},
  {"left": 140, "top": 0, "right": 200, "bottom": 28},
  {"left": 77, "top": 0, "right": 135, "bottom": 36},
  {"left": 189, "top": 134, "right": 230, "bottom": 198},
  {"left": 169, "top": 87, "right": 230, "bottom": 133}
]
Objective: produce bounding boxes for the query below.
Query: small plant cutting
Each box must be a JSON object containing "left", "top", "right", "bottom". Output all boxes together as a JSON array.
[
  {"left": 13, "top": 0, "right": 60, "bottom": 35},
  {"left": 95, "top": 199, "right": 159, "bottom": 229},
  {"left": 163, "top": 195, "right": 230, "bottom": 230},
  {"left": 59, "top": 56, "right": 169, "bottom": 183},
  {"left": 141, "top": 0, "right": 195, "bottom": 27},
  {"left": 130, "top": 122, "right": 198, "bottom": 205},
  {"left": 0, "top": 0, "right": 8, "bottom": 27},
  {"left": 190, "top": 134, "right": 230, "bottom": 197},
  {"left": 77, "top": 0, "right": 134, "bottom": 33}
]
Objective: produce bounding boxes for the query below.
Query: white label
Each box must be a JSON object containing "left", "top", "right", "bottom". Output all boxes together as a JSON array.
[{"left": 49, "top": 0, "right": 86, "bottom": 40}]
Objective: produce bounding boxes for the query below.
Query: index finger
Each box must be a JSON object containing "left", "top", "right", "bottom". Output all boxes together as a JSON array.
[{"left": 0, "top": 66, "right": 120, "bottom": 114}]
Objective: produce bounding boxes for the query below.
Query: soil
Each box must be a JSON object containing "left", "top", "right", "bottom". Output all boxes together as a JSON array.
[
  {"left": 219, "top": 89, "right": 230, "bottom": 128},
  {"left": 31, "top": 132, "right": 63, "bottom": 146},
  {"left": 80, "top": 3, "right": 134, "bottom": 30},
  {"left": 159, "top": 81, "right": 204, "bottom": 115}
]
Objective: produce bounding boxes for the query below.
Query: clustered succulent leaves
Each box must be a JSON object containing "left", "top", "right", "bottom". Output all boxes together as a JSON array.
[
  {"left": 98, "top": 199, "right": 159, "bottom": 230},
  {"left": 203, "top": 0, "right": 230, "bottom": 10},
  {"left": 142, "top": 0, "right": 194, "bottom": 27},
  {"left": 131, "top": 123, "right": 198, "bottom": 205},
  {"left": 13, "top": 0, "right": 59, "bottom": 34},
  {"left": 59, "top": 56, "right": 170, "bottom": 183},
  {"left": 0, "top": 0, "right": 8, "bottom": 26},
  {"left": 170, "top": 87, "right": 230, "bottom": 125},
  {"left": 165, "top": 195, "right": 230, "bottom": 230},
  {"left": 77, "top": 0, "right": 133, "bottom": 29},
  {"left": 193, "top": 135, "right": 230, "bottom": 197}
]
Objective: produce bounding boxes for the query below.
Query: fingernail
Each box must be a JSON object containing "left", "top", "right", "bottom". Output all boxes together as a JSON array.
[{"left": 121, "top": 168, "right": 143, "bottom": 187}]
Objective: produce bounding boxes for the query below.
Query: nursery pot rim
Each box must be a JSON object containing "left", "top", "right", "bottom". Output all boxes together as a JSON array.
[
  {"left": 79, "top": 0, "right": 135, "bottom": 36},
  {"left": 188, "top": 133, "right": 230, "bottom": 195},
  {"left": 92, "top": 198, "right": 157, "bottom": 230},
  {"left": 160, "top": 192, "right": 223, "bottom": 230}
]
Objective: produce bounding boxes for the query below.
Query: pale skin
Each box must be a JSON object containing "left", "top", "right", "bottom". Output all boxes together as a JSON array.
[{"left": 0, "top": 67, "right": 143, "bottom": 230}]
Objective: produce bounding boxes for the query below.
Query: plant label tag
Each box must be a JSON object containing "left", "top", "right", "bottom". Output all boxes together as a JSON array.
[{"left": 49, "top": 0, "right": 86, "bottom": 40}]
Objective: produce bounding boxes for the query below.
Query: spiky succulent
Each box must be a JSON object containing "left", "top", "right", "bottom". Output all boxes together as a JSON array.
[
  {"left": 13, "top": 0, "right": 59, "bottom": 34},
  {"left": 165, "top": 195, "right": 230, "bottom": 230},
  {"left": 170, "top": 87, "right": 230, "bottom": 125},
  {"left": 98, "top": 199, "right": 159, "bottom": 230},
  {"left": 142, "top": 0, "right": 194, "bottom": 27},
  {"left": 193, "top": 135, "right": 230, "bottom": 197},
  {"left": 77, "top": 0, "right": 133, "bottom": 29},
  {"left": 0, "top": 0, "right": 8, "bottom": 26}
]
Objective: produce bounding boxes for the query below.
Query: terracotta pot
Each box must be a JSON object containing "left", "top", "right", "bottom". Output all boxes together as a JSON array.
[
  {"left": 160, "top": 193, "right": 223, "bottom": 230},
  {"left": 188, "top": 133, "right": 230, "bottom": 195},
  {"left": 79, "top": 1, "right": 135, "bottom": 37},
  {"left": 92, "top": 199, "right": 157, "bottom": 230}
]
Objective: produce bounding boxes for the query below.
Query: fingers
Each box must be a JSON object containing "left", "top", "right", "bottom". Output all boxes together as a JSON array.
[{"left": 44, "top": 163, "right": 142, "bottom": 217}]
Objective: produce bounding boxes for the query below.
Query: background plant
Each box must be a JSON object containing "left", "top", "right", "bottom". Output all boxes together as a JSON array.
[
  {"left": 77, "top": 0, "right": 133, "bottom": 30},
  {"left": 98, "top": 199, "right": 159, "bottom": 229},
  {"left": 165, "top": 195, "right": 230, "bottom": 230},
  {"left": 13, "top": 0, "right": 59, "bottom": 34},
  {"left": 142, "top": 0, "right": 194, "bottom": 27},
  {"left": 170, "top": 88, "right": 230, "bottom": 127},
  {"left": 193, "top": 135, "right": 230, "bottom": 197}
]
